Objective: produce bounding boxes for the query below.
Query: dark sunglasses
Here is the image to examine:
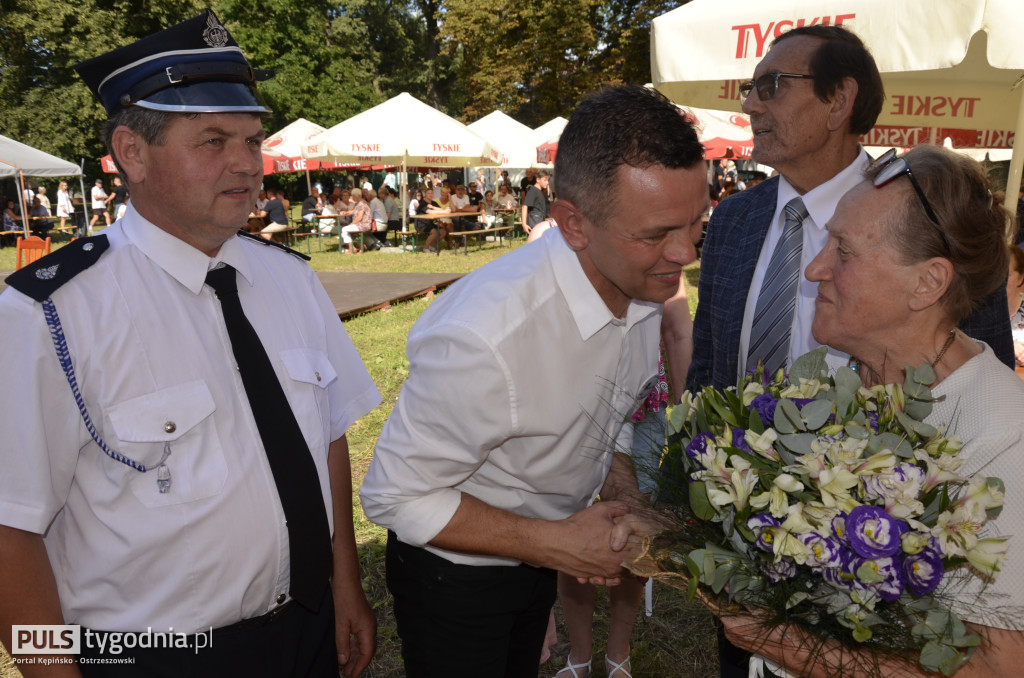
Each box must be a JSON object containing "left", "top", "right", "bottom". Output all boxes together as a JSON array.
[
  {"left": 870, "top": 148, "right": 950, "bottom": 252},
  {"left": 738, "top": 72, "right": 815, "bottom": 102}
]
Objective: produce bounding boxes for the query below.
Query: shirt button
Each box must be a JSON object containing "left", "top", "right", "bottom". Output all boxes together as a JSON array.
[
  {"left": 315, "top": 371, "right": 322, "bottom": 382},
  {"left": 163, "top": 421, "right": 176, "bottom": 434},
  {"left": 276, "top": 593, "right": 286, "bottom": 605}
]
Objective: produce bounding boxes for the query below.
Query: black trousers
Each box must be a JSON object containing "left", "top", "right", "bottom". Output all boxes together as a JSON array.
[
  {"left": 77, "top": 589, "right": 337, "bottom": 677},
  {"left": 386, "top": 531, "right": 556, "bottom": 678}
]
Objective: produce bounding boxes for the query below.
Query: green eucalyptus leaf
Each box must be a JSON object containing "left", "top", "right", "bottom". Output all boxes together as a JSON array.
[
  {"left": 776, "top": 433, "right": 816, "bottom": 458},
  {"left": 845, "top": 422, "right": 870, "bottom": 439},
  {"left": 712, "top": 561, "right": 736, "bottom": 593},
  {"left": 777, "top": 399, "right": 806, "bottom": 432},
  {"left": 689, "top": 481, "right": 718, "bottom": 521},
  {"left": 800, "top": 399, "right": 833, "bottom": 430},
  {"left": 686, "top": 550, "right": 704, "bottom": 578},
  {"left": 667, "top": 403, "right": 687, "bottom": 434},
  {"left": 919, "top": 640, "right": 958, "bottom": 673},
  {"left": 834, "top": 366, "right": 863, "bottom": 394},
  {"left": 904, "top": 397, "right": 934, "bottom": 421},
  {"left": 789, "top": 347, "right": 828, "bottom": 382},
  {"left": 703, "top": 549, "right": 716, "bottom": 585}
]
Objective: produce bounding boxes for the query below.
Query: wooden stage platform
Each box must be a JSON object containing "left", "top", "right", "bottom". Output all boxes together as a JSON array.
[
  {"left": 317, "top": 271, "right": 461, "bottom": 319},
  {"left": 0, "top": 271, "right": 462, "bottom": 320}
]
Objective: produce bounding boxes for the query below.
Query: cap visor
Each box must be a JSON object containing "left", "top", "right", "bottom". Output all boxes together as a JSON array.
[{"left": 134, "top": 81, "right": 270, "bottom": 114}]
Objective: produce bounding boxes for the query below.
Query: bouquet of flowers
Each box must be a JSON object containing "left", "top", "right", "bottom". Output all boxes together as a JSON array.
[{"left": 628, "top": 349, "right": 1008, "bottom": 676}]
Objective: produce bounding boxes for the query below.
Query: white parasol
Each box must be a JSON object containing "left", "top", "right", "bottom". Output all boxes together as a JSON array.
[{"left": 303, "top": 93, "right": 504, "bottom": 231}]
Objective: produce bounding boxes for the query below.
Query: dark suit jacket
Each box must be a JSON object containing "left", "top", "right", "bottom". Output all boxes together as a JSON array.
[{"left": 688, "top": 177, "right": 1014, "bottom": 391}]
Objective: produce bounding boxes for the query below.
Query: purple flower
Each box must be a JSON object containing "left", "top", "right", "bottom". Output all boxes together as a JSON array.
[
  {"left": 763, "top": 557, "right": 798, "bottom": 583},
  {"left": 832, "top": 514, "right": 848, "bottom": 546},
  {"left": 846, "top": 505, "right": 907, "bottom": 559},
  {"left": 750, "top": 394, "right": 778, "bottom": 426},
  {"left": 903, "top": 544, "right": 945, "bottom": 597},
  {"left": 747, "top": 513, "right": 780, "bottom": 552},
  {"left": 731, "top": 428, "right": 751, "bottom": 453},
  {"left": 789, "top": 397, "right": 816, "bottom": 409},
  {"left": 822, "top": 547, "right": 858, "bottom": 589},
  {"left": 867, "top": 412, "right": 880, "bottom": 433},
  {"left": 797, "top": 532, "right": 843, "bottom": 569},
  {"left": 686, "top": 432, "right": 714, "bottom": 459},
  {"left": 867, "top": 556, "right": 906, "bottom": 601}
]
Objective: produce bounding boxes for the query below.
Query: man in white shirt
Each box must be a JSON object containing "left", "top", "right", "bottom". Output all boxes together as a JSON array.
[
  {"left": 0, "top": 11, "right": 380, "bottom": 677},
  {"left": 88, "top": 178, "right": 111, "bottom": 232},
  {"left": 361, "top": 85, "right": 709, "bottom": 677}
]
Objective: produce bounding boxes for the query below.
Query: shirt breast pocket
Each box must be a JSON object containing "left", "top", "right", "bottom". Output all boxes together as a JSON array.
[
  {"left": 107, "top": 380, "right": 228, "bottom": 508},
  {"left": 279, "top": 348, "right": 337, "bottom": 458}
]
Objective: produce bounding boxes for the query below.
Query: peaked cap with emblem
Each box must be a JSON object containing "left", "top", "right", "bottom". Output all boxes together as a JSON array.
[{"left": 74, "top": 9, "right": 273, "bottom": 116}]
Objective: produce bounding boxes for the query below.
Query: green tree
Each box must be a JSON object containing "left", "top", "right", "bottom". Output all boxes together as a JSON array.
[
  {"left": 442, "top": 0, "right": 687, "bottom": 125},
  {"left": 0, "top": 0, "right": 206, "bottom": 174}
]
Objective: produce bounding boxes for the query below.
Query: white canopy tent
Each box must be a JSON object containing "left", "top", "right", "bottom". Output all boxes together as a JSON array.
[
  {"left": 468, "top": 111, "right": 537, "bottom": 169},
  {"left": 531, "top": 117, "right": 568, "bottom": 169},
  {"left": 651, "top": 0, "right": 1024, "bottom": 213},
  {"left": 0, "top": 135, "right": 85, "bottom": 238},
  {"left": 302, "top": 92, "right": 504, "bottom": 231}
]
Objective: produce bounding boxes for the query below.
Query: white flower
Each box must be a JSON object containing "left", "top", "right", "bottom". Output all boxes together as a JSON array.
[
  {"left": 780, "top": 378, "right": 831, "bottom": 399},
  {"left": 914, "top": 449, "right": 965, "bottom": 491},
  {"left": 953, "top": 476, "right": 1004, "bottom": 515},
  {"left": 860, "top": 462, "right": 925, "bottom": 519},
  {"left": 965, "top": 538, "right": 1008, "bottom": 580},
  {"left": 706, "top": 456, "right": 759, "bottom": 511},
  {"left": 932, "top": 505, "right": 984, "bottom": 558},
  {"left": 741, "top": 381, "right": 766, "bottom": 406},
  {"left": 800, "top": 502, "right": 842, "bottom": 537},
  {"left": 768, "top": 526, "right": 810, "bottom": 564},
  {"left": 751, "top": 473, "right": 805, "bottom": 518},
  {"left": 744, "top": 428, "right": 780, "bottom": 460},
  {"left": 816, "top": 466, "right": 860, "bottom": 512}
]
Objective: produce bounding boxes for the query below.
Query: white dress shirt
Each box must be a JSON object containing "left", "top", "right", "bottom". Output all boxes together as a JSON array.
[
  {"left": 360, "top": 230, "right": 662, "bottom": 566},
  {"left": 0, "top": 206, "right": 380, "bottom": 633},
  {"left": 739, "top": 149, "right": 871, "bottom": 380}
]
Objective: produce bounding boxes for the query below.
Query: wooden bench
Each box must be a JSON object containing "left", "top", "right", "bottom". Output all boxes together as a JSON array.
[{"left": 453, "top": 226, "right": 513, "bottom": 254}]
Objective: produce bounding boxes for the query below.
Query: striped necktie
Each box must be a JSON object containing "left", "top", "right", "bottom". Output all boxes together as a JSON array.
[{"left": 746, "top": 197, "right": 809, "bottom": 375}]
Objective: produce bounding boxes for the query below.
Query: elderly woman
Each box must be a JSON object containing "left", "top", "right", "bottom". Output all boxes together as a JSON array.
[
  {"left": 720, "top": 145, "right": 1024, "bottom": 677},
  {"left": 340, "top": 187, "right": 371, "bottom": 254}
]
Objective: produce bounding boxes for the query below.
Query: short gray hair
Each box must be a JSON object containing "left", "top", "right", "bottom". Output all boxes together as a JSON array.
[{"left": 101, "top": 107, "right": 181, "bottom": 181}]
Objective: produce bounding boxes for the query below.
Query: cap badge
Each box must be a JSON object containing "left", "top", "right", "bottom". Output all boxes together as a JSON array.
[
  {"left": 202, "top": 13, "right": 229, "bottom": 48},
  {"left": 36, "top": 264, "right": 60, "bottom": 280}
]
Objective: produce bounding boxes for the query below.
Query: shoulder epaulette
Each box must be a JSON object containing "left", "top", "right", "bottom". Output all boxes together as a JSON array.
[
  {"left": 4, "top": 235, "right": 110, "bottom": 302},
  {"left": 236, "top": 230, "right": 311, "bottom": 261}
]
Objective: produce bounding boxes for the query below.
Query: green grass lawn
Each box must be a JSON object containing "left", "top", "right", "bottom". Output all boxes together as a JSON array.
[{"left": 0, "top": 232, "right": 716, "bottom": 677}]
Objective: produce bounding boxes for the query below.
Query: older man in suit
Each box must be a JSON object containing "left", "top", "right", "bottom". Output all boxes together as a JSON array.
[
  {"left": 689, "top": 25, "right": 1012, "bottom": 395},
  {"left": 688, "top": 24, "right": 1014, "bottom": 678}
]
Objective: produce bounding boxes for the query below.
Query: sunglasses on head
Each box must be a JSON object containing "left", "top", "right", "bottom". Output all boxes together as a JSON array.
[
  {"left": 869, "top": 148, "right": 951, "bottom": 253},
  {"left": 738, "top": 72, "right": 815, "bottom": 102}
]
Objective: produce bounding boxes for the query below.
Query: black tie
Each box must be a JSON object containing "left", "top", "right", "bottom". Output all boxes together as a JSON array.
[{"left": 205, "top": 265, "right": 332, "bottom": 611}]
